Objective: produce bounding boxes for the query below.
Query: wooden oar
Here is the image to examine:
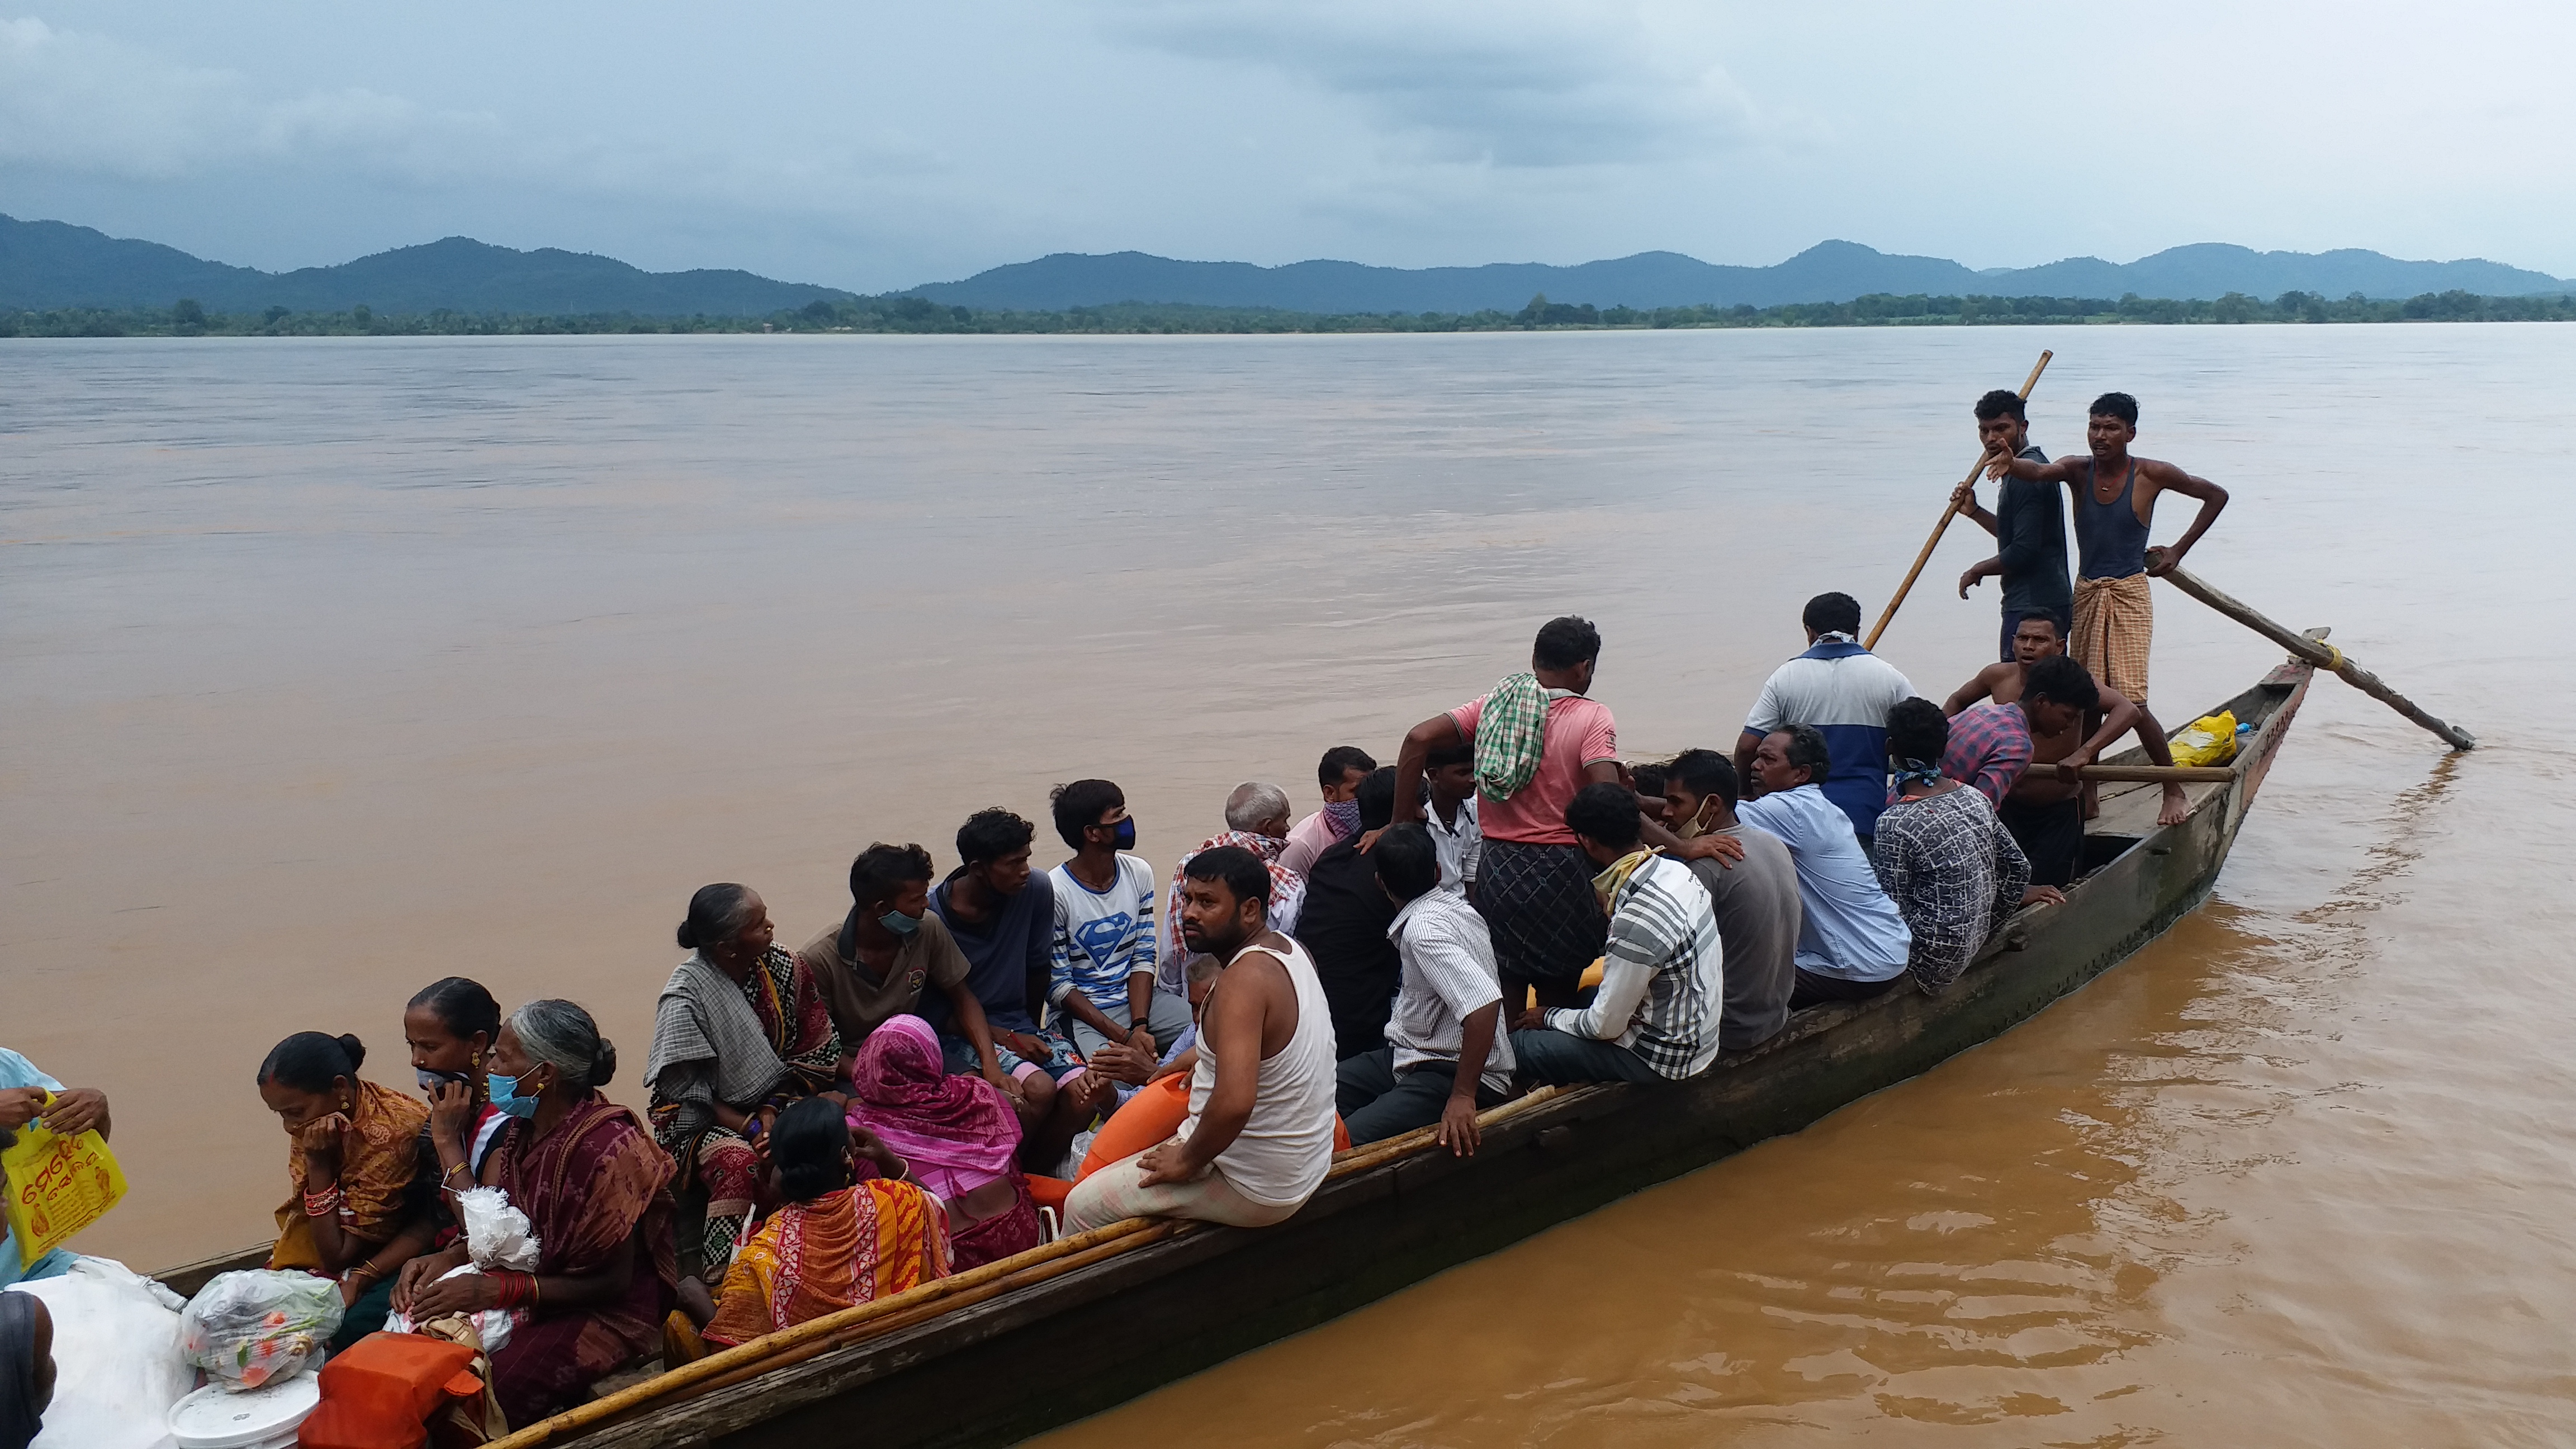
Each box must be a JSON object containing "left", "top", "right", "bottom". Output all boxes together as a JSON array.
[
  {"left": 2158, "top": 562, "right": 2475, "bottom": 751},
  {"left": 1863, "top": 349, "right": 2053, "bottom": 650}
]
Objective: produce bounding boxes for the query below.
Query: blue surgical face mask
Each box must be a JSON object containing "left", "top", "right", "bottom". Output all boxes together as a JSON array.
[
  {"left": 1112, "top": 817, "right": 1137, "bottom": 851},
  {"left": 486, "top": 1071, "right": 542, "bottom": 1119},
  {"left": 879, "top": 909, "right": 921, "bottom": 937}
]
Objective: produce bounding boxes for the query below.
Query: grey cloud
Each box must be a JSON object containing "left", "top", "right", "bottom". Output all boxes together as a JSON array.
[
  {"left": 0, "top": 16, "right": 504, "bottom": 181},
  {"left": 1096, "top": 0, "right": 1764, "bottom": 168}
]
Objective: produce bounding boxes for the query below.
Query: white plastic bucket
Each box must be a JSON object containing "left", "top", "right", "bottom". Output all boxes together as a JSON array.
[{"left": 166, "top": 1370, "right": 322, "bottom": 1449}]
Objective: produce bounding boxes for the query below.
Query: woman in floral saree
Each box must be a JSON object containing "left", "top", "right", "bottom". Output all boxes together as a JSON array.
[{"left": 701, "top": 1097, "right": 949, "bottom": 1346}]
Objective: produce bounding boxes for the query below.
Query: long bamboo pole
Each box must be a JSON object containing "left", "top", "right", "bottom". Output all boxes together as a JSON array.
[
  {"left": 486, "top": 1085, "right": 1584, "bottom": 1447},
  {"left": 2069, "top": 764, "right": 2236, "bottom": 784},
  {"left": 2158, "top": 563, "right": 2475, "bottom": 750},
  {"left": 1864, "top": 349, "right": 2052, "bottom": 650},
  {"left": 482, "top": 1218, "right": 1164, "bottom": 1449}
]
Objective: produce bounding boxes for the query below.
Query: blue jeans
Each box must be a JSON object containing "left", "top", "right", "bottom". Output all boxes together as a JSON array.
[
  {"left": 937, "top": 1030, "right": 1081, "bottom": 1082},
  {"left": 1334, "top": 1046, "right": 1506, "bottom": 1145},
  {"left": 1508, "top": 1028, "right": 1665, "bottom": 1085},
  {"left": 1064, "top": 990, "right": 1194, "bottom": 1060}
]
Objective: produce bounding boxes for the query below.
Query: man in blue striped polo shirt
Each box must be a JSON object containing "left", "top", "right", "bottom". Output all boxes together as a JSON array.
[{"left": 1735, "top": 592, "right": 1915, "bottom": 846}]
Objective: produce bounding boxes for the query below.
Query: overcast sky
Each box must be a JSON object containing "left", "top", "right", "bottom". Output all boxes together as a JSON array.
[{"left": 4, "top": 1, "right": 2570, "bottom": 291}]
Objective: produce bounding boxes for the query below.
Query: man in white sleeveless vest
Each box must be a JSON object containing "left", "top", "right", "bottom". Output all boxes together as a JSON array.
[{"left": 1063, "top": 846, "right": 1338, "bottom": 1232}]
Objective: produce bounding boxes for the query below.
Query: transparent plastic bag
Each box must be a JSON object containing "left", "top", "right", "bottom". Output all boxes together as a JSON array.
[{"left": 177, "top": 1267, "right": 344, "bottom": 1390}]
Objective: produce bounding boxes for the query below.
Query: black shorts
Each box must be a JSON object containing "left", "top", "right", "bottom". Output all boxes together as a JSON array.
[{"left": 2000, "top": 795, "right": 2083, "bottom": 887}]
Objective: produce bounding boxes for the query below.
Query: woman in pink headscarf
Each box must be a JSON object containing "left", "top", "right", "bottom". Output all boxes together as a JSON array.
[{"left": 844, "top": 1015, "right": 1043, "bottom": 1270}]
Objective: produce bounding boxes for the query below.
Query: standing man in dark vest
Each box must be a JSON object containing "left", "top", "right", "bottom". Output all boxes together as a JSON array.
[
  {"left": 1982, "top": 391, "right": 2229, "bottom": 711},
  {"left": 1952, "top": 388, "right": 2072, "bottom": 662}
]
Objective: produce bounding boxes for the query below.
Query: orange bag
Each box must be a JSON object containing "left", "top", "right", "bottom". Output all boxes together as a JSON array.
[
  {"left": 1078, "top": 1074, "right": 1191, "bottom": 1181},
  {"left": 1076, "top": 1075, "right": 1350, "bottom": 1182},
  {"left": 1025, "top": 1175, "right": 1074, "bottom": 1215},
  {"left": 296, "top": 1332, "right": 484, "bottom": 1449}
]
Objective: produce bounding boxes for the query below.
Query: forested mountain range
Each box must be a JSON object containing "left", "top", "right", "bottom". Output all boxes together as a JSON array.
[{"left": 4, "top": 213, "right": 2566, "bottom": 318}]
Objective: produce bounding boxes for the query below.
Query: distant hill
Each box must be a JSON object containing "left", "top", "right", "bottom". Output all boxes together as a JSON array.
[
  {"left": 6, "top": 212, "right": 2566, "bottom": 318},
  {"left": 910, "top": 240, "right": 2573, "bottom": 313},
  {"left": 0, "top": 215, "right": 854, "bottom": 315}
]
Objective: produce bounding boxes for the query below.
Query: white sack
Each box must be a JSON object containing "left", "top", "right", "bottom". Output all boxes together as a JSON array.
[{"left": 8, "top": 1255, "right": 192, "bottom": 1449}]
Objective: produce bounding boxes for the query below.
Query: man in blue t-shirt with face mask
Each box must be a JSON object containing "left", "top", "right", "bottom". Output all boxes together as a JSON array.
[{"left": 1045, "top": 779, "right": 1192, "bottom": 1062}]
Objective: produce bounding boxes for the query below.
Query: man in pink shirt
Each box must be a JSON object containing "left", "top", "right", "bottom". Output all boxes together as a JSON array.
[{"left": 1386, "top": 617, "right": 1737, "bottom": 1011}]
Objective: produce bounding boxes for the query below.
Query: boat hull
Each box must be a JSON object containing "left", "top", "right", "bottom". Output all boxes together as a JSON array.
[{"left": 544, "top": 661, "right": 2313, "bottom": 1449}]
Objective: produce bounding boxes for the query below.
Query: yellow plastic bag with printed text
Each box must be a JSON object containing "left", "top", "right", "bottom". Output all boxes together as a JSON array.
[
  {"left": 3, "top": 1095, "right": 128, "bottom": 1267},
  {"left": 2168, "top": 711, "right": 2239, "bottom": 769}
]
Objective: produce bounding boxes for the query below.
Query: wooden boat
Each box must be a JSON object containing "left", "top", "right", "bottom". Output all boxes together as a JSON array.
[{"left": 152, "top": 646, "right": 2319, "bottom": 1449}]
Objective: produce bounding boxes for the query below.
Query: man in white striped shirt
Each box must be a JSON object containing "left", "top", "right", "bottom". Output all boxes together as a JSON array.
[
  {"left": 1334, "top": 822, "right": 1512, "bottom": 1152},
  {"left": 1510, "top": 782, "right": 1725, "bottom": 1084}
]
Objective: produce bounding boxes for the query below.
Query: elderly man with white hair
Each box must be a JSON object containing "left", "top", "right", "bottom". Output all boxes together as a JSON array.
[{"left": 1161, "top": 781, "right": 1308, "bottom": 995}]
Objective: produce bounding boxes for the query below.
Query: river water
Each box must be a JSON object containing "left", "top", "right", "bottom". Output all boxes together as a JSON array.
[{"left": 5, "top": 325, "right": 2570, "bottom": 1443}]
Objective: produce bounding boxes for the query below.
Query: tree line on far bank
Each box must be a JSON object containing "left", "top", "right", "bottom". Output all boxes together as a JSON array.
[{"left": 7, "top": 287, "right": 2572, "bottom": 339}]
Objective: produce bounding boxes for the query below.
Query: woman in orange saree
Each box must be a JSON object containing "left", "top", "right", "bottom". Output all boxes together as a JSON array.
[
  {"left": 702, "top": 1098, "right": 949, "bottom": 1347},
  {"left": 257, "top": 1031, "right": 435, "bottom": 1348}
]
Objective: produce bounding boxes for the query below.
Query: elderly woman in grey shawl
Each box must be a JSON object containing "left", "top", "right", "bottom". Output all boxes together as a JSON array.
[{"left": 643, "top": 883, "right": 842, "bottom": 1280}]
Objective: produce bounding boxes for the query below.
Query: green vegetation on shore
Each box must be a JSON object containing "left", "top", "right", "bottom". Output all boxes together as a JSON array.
[{"left": 7, "top": 287, "right": 2572, "bottom": 339}]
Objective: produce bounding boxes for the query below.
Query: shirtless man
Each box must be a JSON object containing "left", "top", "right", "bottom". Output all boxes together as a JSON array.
[
  {"left": 1982, "top": 392, "right": 2228, "bottom": 710},
  {"left": 1945, "top": 619, "right": 2191, "bottom": 884}
]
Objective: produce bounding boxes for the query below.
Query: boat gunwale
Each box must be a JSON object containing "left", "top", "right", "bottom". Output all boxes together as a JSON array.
[
  {"left": 519, "top": 658, "right": 2318, "bottom": 1448},
  {"left": 151, "top": 655, "right": 2319, "bottom": 1448}
]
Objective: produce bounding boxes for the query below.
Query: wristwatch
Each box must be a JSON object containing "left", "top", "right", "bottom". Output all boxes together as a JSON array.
[{"left": 1129, "top": 1017, "right": 1153, "bottom": 1033}]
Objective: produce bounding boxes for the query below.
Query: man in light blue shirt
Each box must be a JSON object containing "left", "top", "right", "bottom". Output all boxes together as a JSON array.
[
  {"left": 0, "top": 1048, "right": 114, "bottom": 1287},
  {"left": 1735, "top": 726, "right": 1913, "bottom": 1009}
]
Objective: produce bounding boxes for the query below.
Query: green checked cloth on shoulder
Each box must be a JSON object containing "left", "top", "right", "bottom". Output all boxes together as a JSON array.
[{"left": 1474, "top": 672, "right": 1579, "bottom": 803}]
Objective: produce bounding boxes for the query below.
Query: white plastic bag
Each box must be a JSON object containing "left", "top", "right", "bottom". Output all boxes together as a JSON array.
[
  {"left": 381, "top": 1264, "right": 517, "bottom": 1353},
  {"left": 457, "top": 1186, "right": 539, "bottom": 1271},
  {"left": 177, "top": 1268, "right": 342, "bottom": 1390},
  {"left": 10, "top": 1255, "right": 193, "bottom": 1449},
  {"left": 380, "top": 1187, "right": 536, "bottom": 1350}
]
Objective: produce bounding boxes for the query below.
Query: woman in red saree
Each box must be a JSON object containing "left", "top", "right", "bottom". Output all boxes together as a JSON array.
[
  {"left": 395, "top": 1000, "right": 679, "bottom": 1430},
  {"left": 700, "top": 1098, "right": 949, "bottom": 1346},
  {"left": 844, "top": 1015, "right": 1042, "bottom": 1270}
]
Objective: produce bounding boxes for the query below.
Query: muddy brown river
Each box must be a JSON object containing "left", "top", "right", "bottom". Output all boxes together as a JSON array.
[{"left": 5, "top": 325, "right": 2568, "bottom": 1442}]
